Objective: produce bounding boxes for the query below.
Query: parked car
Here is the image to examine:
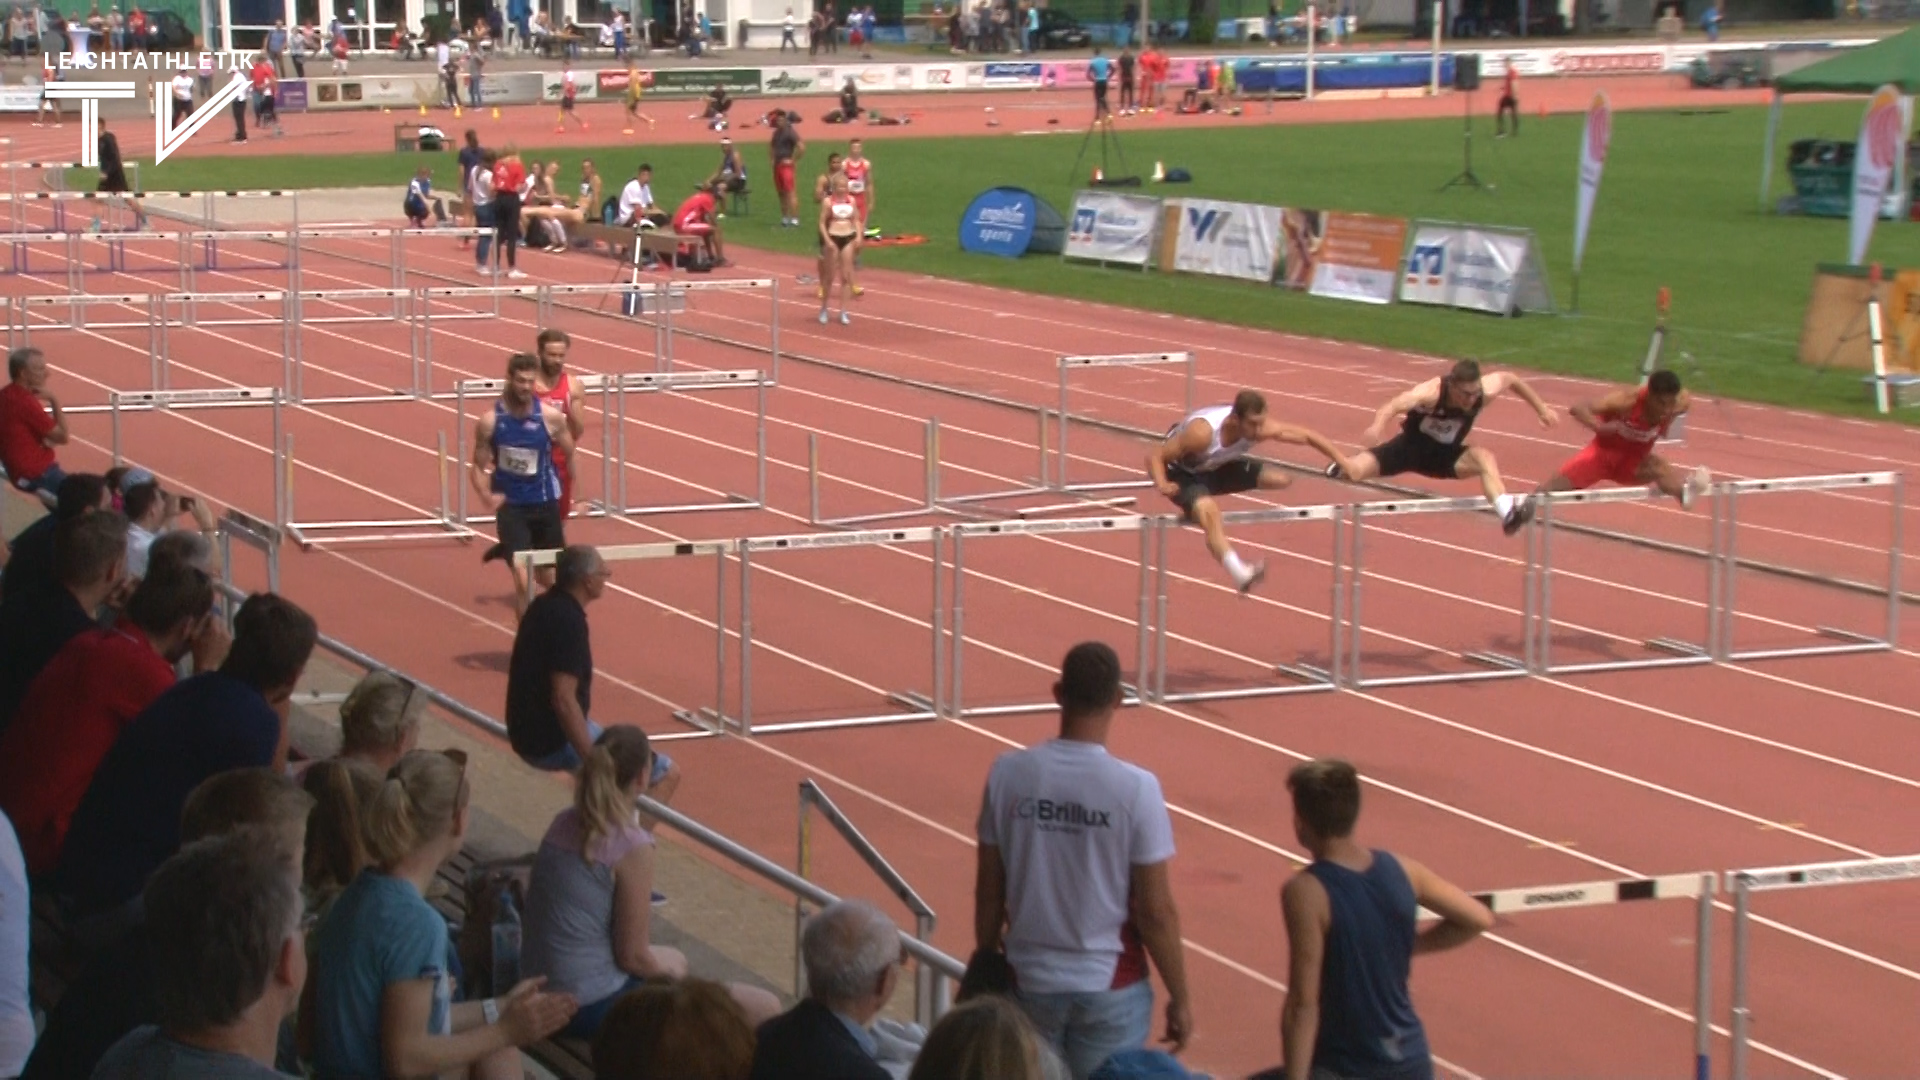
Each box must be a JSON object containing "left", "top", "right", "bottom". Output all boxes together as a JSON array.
[{"left": 1034, "top": 8, "right": 1090, "bottom": 50}]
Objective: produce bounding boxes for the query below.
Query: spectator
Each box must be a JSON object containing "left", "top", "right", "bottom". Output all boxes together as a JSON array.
[
  {"left": 317, "top": 670, "right": 425, "bottom": 777},
  {"left": 306, "top": 750, "right": 576, "bottom": 1079},
  {"left": 908, "top": 995, "right": 1060, "bottom": 1080},
  {"left": 0, "top": 811, "right": 28, "bottom": 1080},
  {"left": 297, "top": 757, "right": 383, "bottom": 923},
  {"left": 0, "top": 509, "right": 128, "bottom": 736},
  {"left": 0, "top": 471, "right": 108, "bottom": 607},
  {"left": 749, "top": 899, "right": 901, "bottom": 1080},
  {"left": 0, "top": 562, "right": 224, "bottom": 876},
  {"left": 89, "top": 827, "right": 306, "bottom": 1079},
  {"left": 0, "top": 347, "right": 69, "bottom": 503},
  {"left": 118, "top": 468, "right": 216, "bottom": 580},
  {"left": 21, "top": 769, "right": 315, "bottom": 1080},
  {"left": 1270, "top": 759, "right": 1492, "bottom": 1080},
  {"left": 593, "top": 979, "right": 757, "bottom": 1080},
  {"left": 973, "top": 641, "right": 1192, "bottom": 1080},
  {"left": 52, "top": 593, "right": 317, "bottom": 949},
  {"left": 616, "top": 163, "right": 669, "bottom": 243},
  {"left": 506, "top": 546, "right": 681, "bottom": 804},
  {"left": 522, "top": 726, "right": 777, "bottom": 1038}
]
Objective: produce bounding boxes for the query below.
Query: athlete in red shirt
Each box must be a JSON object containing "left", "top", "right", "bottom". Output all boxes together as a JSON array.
[
  {"left": 1529, "top": 370, "right": 1710, "bottom": 510},
  {"left": 0, "top": 347, "right": 68, "bottom": 499},
  {"left": 534, "top": 329, "right": 587, "bottom": 515},
  {"left": 843, "top": 139, "right": 874, "bottom": 226},
  {"left": 672, "top": 183, "right": 726, "bottom": 265},
  {"left": 1496, "top": 61, "right": 1520, "bottom": 137}
]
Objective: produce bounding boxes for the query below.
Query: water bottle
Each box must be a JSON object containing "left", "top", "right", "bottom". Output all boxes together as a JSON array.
[{"left": 490, "top": 888, "right": 522, "bottom": 996}]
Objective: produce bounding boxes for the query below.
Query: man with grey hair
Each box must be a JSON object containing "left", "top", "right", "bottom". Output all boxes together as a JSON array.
[
  {"left": 89, "top": 827, "right": 305, "bottom": 1078},
  {"left": 749, "top": 898, "right": 898, "bottom": 1080}
]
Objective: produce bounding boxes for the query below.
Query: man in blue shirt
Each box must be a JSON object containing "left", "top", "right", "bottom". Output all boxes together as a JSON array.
[
  {"left": 470, "top": 352, "right": 574, "bottom": 621},
  {"left": 52, "top": 592, "right": 318, "bottom": 954},
  {"left": 1088, "top": 48, "right": 1113, "bottom": 122}
]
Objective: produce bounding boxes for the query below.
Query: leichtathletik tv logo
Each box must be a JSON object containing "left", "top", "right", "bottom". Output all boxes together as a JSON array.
[{"left": 43, "top": 50, "right": 254, "bottom": 165}]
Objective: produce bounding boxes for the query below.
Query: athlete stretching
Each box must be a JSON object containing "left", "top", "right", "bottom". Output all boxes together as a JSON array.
[
  {"left": 1528, "top": 370, "right": 1710, "bottom": 511},
  {"left": 1149, "top": 390, "right": 1354, "bottom": 594},
  {"left": 1329, "top": 360, "right": 1556, "bottom": 536}
]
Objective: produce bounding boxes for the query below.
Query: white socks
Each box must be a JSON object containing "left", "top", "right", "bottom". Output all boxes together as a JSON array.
[
  {"left": 1222, "top": 550, "right": 1254, "bottom": 587},
  {"left": 1494, "top": 494, "right": 1517, "bottom": 517}
]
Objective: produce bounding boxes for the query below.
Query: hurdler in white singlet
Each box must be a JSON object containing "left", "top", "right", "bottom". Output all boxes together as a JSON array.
[{"left": 1171, "top": 405, "right": 1253, "bottom": 472}]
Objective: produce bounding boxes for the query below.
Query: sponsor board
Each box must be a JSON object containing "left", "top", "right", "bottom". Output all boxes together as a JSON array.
[
  {"left": 1399, "top": 222, "right": 1554, "bottom": 316},
  {"left": 960, "top": 186, "right": 1039, "bottom": 258},
  {"left": 1306, "top": 210, "right": 1407, "bottom": 304},
  {"left": 981, "top": 60, "right": 1042, "bottom": 87},
  {"left": 1064, "top": 189, "right": 1162, "bottom": 267},
  {"left": 760, "top": 68, "right": 824, "bottom": 93},
  {"left": 1169, "top": 197, "right": 1282, "bottom": 283},
  {"left": 541, "top": 71, "right": 600, "bottom": 101},
  {"left": 647, "top": 67, "right": 761, "bottom": 95}
]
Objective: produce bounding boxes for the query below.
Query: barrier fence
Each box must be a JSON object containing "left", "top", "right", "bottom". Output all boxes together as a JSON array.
[
  {"left": 506, "top": 473, "right": 1900, "bottom": 739},
  {"left": 1726, "top": 853, "right": 1920, "bottom": 1080}
]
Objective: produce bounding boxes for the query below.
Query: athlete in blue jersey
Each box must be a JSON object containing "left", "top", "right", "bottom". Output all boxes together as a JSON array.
[{"left": 470, "top": 351, "right": 576, "bottom": 620}]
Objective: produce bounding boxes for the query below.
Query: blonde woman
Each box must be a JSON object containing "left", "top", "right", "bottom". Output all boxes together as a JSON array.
[
  {"left": 907, "top": 995, "right": 1066, "bottom": 1080},
  {"left": 339, "top": 670, "right": 425, "bottom": 772},
  {"left": 817, "top": 172, "right": 860, "bottom": 326},
  {"left": 306, "top": 750, "right": 576, "bottom": 1079},
  {"left": 522, "top": 727, "right": 779, "bottom": 1039}
]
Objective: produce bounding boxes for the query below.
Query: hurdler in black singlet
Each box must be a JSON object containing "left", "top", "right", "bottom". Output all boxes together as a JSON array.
[{"left": 1400, "top": 387, "right": 1484, "bottom": 448}]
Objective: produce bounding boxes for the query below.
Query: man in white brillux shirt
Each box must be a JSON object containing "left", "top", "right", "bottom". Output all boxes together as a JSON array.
[
  {"left": 973, "top": 641, "right": 1193, "bottom": 1080},
  {"left": 1146, "top": 389, "right": 1352, "bottom": 595}
]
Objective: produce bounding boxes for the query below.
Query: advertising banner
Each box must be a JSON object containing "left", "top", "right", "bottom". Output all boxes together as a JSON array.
[
  {"left": 980, "top": 61, "right": 1042, "bottom": 87},
  {"left": 1400, "top": 222, "right": 1554, "bottom": 316},
  {"left": 1573, "top": 92, "right": 1612, "bottom": 274},
  {"left": 647, "top": 67, "right": 760, "bottom": 95},
  {"left": 1064, "top": 189, "right": 1162, "bottom": 267},
  {"left": 960, "top": 186, "right": 1040, "bottom": 258},
  {"left": 542, "top": 70, "right": 600, "bottom": 101},
  {"left": 1169, "top": 198, "right": 1282, "bottom": 284},
  {"left": 1848, "top": 85, "right": 1910, "bottom": 265},
  {"left": 306, "top": 74, "right": 439, "bottom": 110},
  {"left": 1304, "top": 211, "right": 1406, "bottom": 304}
]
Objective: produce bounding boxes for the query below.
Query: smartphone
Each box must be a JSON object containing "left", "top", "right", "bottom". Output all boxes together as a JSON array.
[{"left": 179, "top": 496, "right": 197, "bottom": 514}]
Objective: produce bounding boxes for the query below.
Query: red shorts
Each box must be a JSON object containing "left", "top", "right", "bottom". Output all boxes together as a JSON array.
[
  {"left": 852, "top": 194, "right": 869, "bottom": 221},
  {"left": 677, "top": 220, "right": 713, "bottom": 236},
  {"left": 774, "top": 160, "right": 796, "bottom": 196},
  {"left": 1559, "top": 441, "right": 1652, "bottom": 489},
  {"left": 552, "top": 448, "right": 573, "bottom": 514}
]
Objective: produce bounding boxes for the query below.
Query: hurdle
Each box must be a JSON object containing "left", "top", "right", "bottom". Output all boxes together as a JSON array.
[
  {"left": 0, "top": 188, "right": 297, "bottom": 234},
  {"left": 1344, "top": 495, "right": 1533, "bottom": 688},
  {"left": 947, "top": 514, "right": 1155, "bottom": 718},
  {"left": 517, "top": 542, "right": 738, "bottom": 740},
  {"left": 538, "top": 283, "right": 682, "bottom": 366},
  {"left": 1726, "top": 854, "right": 1920, "bottom": 1080},
  {"left": 640, "top": 277, "right": 783, "bottom": 384},
  {"left": 289, "top": 288, "right": 420, "bottom": 404},
  {"left": 1524, "top": 484, "right": 1719, "bottom": 674},
  {"left": 1150, "top": 504, "right": 1346, "bottom": 703},
  {"left": 933, "top": 352, "right": 1195, "bottom": 518},
  {"left": 735, "top": 527, "right": 946, "bottom": 734},
  {"left": 9, "top": 292, "right": 160, "bottom": 364},
  {"left": 417, "top": 284, "right": 545, "bottom": 397},
  {"left": 587, "top": 370, "right": 770, "bottom": 519},
  {"left": 214, "top": 507, "right": 283, "bottom": 628},
  {"left": 1457, "top": 870, "right": 1717, "bottom": 1080},
  {"left": 280, "top": 427, "right": 468, "bottom": 548},
  {"left": 106, "top": 388, "right": 289, "bottom": 528},
  {"left": 1710, "top": 471, "right": 1903, "bottom": 662},
  {"left": 1, "top": 232, "right": 81, "bottom": 288}
]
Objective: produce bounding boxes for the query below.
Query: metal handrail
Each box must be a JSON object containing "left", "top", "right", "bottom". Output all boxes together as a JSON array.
[{"left": 797, "top": 780, "right": 946, "bottom": 1028}]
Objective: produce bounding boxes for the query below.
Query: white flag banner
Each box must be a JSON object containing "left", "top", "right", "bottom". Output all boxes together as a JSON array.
[
  {"left": 1848, "top": 85, "right": 1909, "bottom": 265},
  {"left": 1573, "top": 92, "right": 1611, "bottom": 275}
]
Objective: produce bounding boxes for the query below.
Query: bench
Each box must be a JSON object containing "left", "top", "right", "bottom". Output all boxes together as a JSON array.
[
  {"left": 393, "top": 122, "right": 448, "bottom": 152},
  {"left": 443, "top": 202, "right": 697, "bottom": 265}
]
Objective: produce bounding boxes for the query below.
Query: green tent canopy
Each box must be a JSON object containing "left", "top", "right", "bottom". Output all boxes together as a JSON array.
[{"left": 1760, "top": 27, "right": 1920, "bottom": 208}]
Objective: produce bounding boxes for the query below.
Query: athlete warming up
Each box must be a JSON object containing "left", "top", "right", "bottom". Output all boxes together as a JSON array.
[
  {"left": 1330, "top": 360, "right": 1557, "bottom": 536},
  {"left": 471, "top": 352, "right": 576, "bottom": 621},
  {"left": 1530, "top": 370, "right": 1710, "bottom": 511},
  {"left": 1148, "top": 390, "right": 1354, "bottom": 595}
]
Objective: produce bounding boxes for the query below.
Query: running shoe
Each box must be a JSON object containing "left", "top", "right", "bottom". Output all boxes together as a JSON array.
[
  {"left": 1324, "top": 462, "right": 1343, "bottom": 480},
  {"left": 818, "top": 310, "right": 828, "bottom": 324},
  {"left": 1681, "top": 465, "right": 1711, "bottom": 510},
  {"left": 480, "top": 542, "right": 505, "bottom": 564},
  {"left": 1501, "top": 498, "right": 1535, "bottom": 537},
  {"left": 1237, "top": 561, "right": 1267, "bottom": 596},
  {"left": 839, "top": 311, "right": 850, "bottom": 326},
  {"left": 652, "top": 891, "right": 667, "bottom": 907},
  {"left": 507, "top": 269, "right": 528, "bottom": 280}
]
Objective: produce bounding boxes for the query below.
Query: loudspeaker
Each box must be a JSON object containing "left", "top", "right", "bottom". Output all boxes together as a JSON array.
[{"left": 1454, "top": 53, "right": 1481, "bottom": 92}]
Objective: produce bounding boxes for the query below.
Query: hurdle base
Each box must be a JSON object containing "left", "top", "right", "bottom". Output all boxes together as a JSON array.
[
  {"left": 736, "top": 693, "right": 942, "bottom": 737},
  {"left": 673, "top": 707, "right": 738, "bottom": 735},
  {"left": 1816, "top": 626, "right": 1886, "bottom": 646},
  {"left": 284, "top": 519, "right": 476, "bottom": 549},
  {"left": 1647, "top": 637, "right": 1709, "bottom": 658},
  {"left": 611, "top": 494, "right": 762, "bottom": 518},
  {"left": 813, "top": 504, "right": 996, "bottom": 531},
  {"left": 1275, "top": 662, "right": 1335, "bottom": 684},
  {"left": 1463, "top": 651, "right": 1527, "bottom": 671},
  {"left": 954, "top": 683, "right": 1144, "bottom": 721}
]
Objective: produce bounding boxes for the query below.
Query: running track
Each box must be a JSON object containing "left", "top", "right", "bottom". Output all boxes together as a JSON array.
[{"left": 6, "top": 212, "right": 1919, "bottom": 1077}]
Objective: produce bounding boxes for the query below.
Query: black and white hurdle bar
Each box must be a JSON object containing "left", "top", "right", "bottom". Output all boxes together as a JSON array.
[
  {"left": 1726, "top": 854, "right": 1920, "bottom": 1080},
  {"left": 105, "top": 388, "right": 290, "bottom": 533},
  {"left": 517, "top": 541, "right": 737, "bottom": 741},
  {"left": 0, "top": 187, "right": 298, "bottom": 235},
  {"left": 1451, "top": 870, "right": 1717, "bottom": 1080}
]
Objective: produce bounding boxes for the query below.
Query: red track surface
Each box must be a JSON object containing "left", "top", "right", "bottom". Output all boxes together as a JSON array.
[{"left": 6, "top": 134, "right": 1920, "bottom": 1076}]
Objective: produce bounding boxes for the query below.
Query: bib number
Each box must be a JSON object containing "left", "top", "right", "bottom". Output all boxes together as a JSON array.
[
  {"left": 498, "top": 445, "right": 539, "bottom": 477},
  {"left": 847, "top": 179, "right": 866, "bottom": 193},
  {"left": 1418, "top": 416, "right": 1463, "bottom": 443}
]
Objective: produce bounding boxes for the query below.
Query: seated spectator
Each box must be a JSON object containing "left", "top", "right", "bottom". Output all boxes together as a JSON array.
[
  {"left": 0, "top": 811, "right": 29, "bottom": 1079},
  {"left": 298, "top": 757, "right": 383, "bottom": 922},
  {"left": 592, "top": 978, "right": 757, "bottom": 1080},
  {"left": 717, "top": 138, "right": 747, "bottom": 194},
  {"left": 119, "top": 468, "right": 216, "bottom": 580},
  {"left": 21, "top": 769, "right": 315, "bottom": 1080},
  {"left": 671, "top": 181, "right": 727, "bottom": 266},
  {"left": 908, "top": 995, "right": 1063, "bottom": 1080},
  {"left": 0, "top": 347, "right": 70, "bottom": 504},
  {"left": 0, "top": 471, "right": 107, "bottom": 607},
  {"left": 749, "top": 899, "right": 902, "bottom": 1080},
  {"left": 89, "top": 826, "right": 306, "bottom": 1079},
  {"left": 616, "top": 163, "right": 669, "bottom": 229},
  {"left": 52, "top": 593, "right": 317, "bottom": 950},
  {"left": 506, "top": 546, "right": 681, "bottom": 809},
  {"left": 522, "top": 726, "right": 777, "bottom": 1038},
  {"left": 0, "top": 562, "right": 224, "bottom": 876},
  {"left": 306, "top": 750, "right": 576, "bottom": 1078},
  {"left": 0, "top": 509, "right": 128, "bottom": 736}
]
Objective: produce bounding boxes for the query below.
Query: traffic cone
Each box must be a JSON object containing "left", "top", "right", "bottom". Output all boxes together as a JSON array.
[
  {"left": 453, "top": 105, "right": 463, "bottom": 118},
  {"left": 1092, "top": 167, "right": 1104, "bottom": 183},
  {"left": 491, "top": 107, "right": 500, "bottom": 120},
  {"left": 985, "top": 106, "right": 998, "bottom": 128},
  {"left": 418, "top": 104, "right": 427, "bottom": 116},
  {"left": 382, "top": 106, "right": 390, "bottom": 114},
  {"left": 1151, "top": 160, "right": 1165, "bottom": 182}
]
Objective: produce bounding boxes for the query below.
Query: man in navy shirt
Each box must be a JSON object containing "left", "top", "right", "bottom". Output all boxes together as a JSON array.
[
  {"left": 52, "top": 592, "right": 317, "bottom": 952},
  {"left": 0, "top": 471, "right": 108, "bottom": 608}
]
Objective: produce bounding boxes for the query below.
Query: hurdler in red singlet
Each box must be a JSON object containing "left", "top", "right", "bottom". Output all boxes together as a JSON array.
[
  {"left": 534, "top": 329, "right": 586, "bottom": 515},
  {"left": 1532, "top": 369, "right": 1711, "bottom": 511},
  {"left": 843, "top": 140, "right": 873, "bottom": 224}
]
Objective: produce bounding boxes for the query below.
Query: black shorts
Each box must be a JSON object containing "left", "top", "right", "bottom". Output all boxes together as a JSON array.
[
  {"left": 829, "top": 232, "right": 854, "bottom": 250},
  {"left": 496, "top": 500, "right": 565, "bottom": 558},
  {"left": 1094, "top": 79, "right": 1110, "bottom": 103},
  {"left": 1166, "top": 459, "right": 1262, "bottom": 515},
  {"left": 1368, "top": 432, "right": 1469, "bottom": 481}
]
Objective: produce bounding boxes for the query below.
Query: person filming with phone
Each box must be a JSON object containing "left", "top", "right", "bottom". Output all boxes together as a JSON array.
[{"left": 118, "top": 469, "right": 217, "bottom": 581}]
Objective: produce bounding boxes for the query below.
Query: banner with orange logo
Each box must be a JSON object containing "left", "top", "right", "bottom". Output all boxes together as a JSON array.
[{"left": 1848, "top": 85, "right": 1911, "bottom": 265}]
